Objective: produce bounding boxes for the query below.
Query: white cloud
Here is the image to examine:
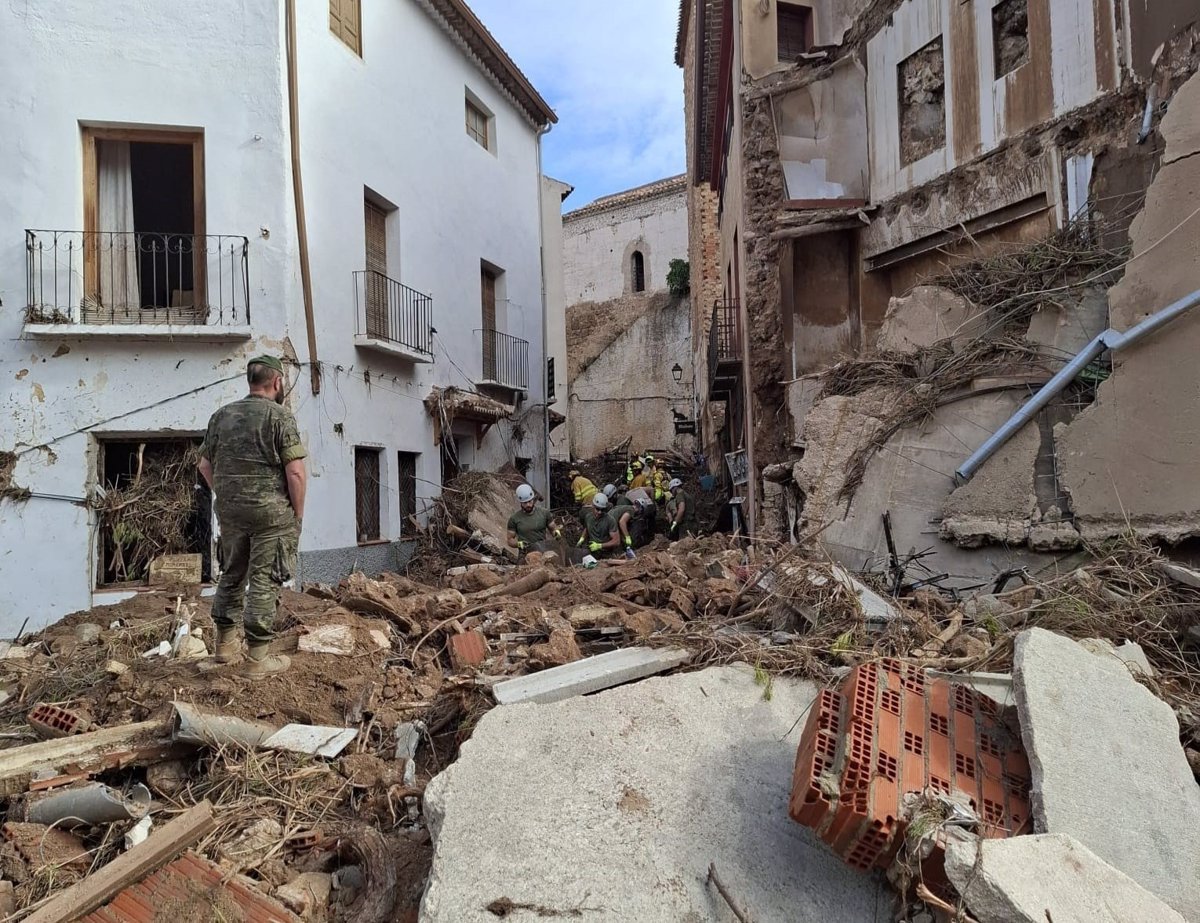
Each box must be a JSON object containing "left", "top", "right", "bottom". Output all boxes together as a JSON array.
[{"left": 468, "top": 0, "right": 685, "bottom": 206}]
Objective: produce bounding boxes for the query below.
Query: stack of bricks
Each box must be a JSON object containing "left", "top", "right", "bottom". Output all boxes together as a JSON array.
[{"left": 789, "top": 658, "right": 1031, "bottom": 874}]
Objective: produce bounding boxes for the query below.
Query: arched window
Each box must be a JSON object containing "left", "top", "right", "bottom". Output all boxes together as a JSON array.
[{"left": 631, "top": 250, "right": 646, "bottom": 293}]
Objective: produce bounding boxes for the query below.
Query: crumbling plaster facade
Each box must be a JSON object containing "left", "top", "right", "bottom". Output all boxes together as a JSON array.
[{"left": 680, "top": 0, "right": 1200, "bottom": 575}]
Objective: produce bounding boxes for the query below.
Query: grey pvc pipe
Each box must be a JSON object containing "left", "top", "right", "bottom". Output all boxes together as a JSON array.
[
  {"left": 955, "top": 285, "right": 1200, "bottom": 482},
  {"left": 172, "top": 702, "right": 279, "bottom": 749},
  {"left": 28, "top": 782, "right": 150, "bottom": 827}
]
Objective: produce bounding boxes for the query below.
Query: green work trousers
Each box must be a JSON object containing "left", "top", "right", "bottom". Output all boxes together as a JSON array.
[{"left": 211, "top": 521, "right": 298, "bottom": 644}]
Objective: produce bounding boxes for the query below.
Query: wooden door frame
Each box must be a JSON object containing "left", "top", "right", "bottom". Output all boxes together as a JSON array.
[{"left": 82, "top": 126, "right": 206, "bottom": 314}]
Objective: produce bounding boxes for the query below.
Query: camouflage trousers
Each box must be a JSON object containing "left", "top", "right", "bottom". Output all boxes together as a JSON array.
[{"left": 211, "top": 521, "right": 298, "bottom": 644}]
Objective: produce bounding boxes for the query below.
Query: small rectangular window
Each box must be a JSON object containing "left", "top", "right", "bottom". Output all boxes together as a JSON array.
[
  {"left": 397, "top": 451, "right": 418, "bottom": 527},
  {"left": 777, "top": 3, "right": 814, "bottom": 63},
  {"left": 466, "top": 99, "right": 490, "bottom": 149},
  {"left": 330, "top": 0, "right": 362, "bottom": 56},
  {"left": 354, "top": 447, "right": 382, "bottom": 542},
  {"left": 992, "top": 0, "right": 1030, "bottom": 79},
  {"left": 898, "top": 36, "right": 946, "bottom": 166}
]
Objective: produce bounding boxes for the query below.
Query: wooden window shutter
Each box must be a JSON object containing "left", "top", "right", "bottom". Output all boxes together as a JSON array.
[
  {"left": 364, "top": 200, "right": 387, "bottom": 275},
  {"left": 343, "top": 0, "right": 361, "bottom": 52},
  {"left": 481, "top": 268, "right": 498, "bottom": 380},
  {"left": 364, "top": 199, "right": 388, "bottom": 337},
  {"left": 329, "top": 0, "right": 342, "bottom": 33}
]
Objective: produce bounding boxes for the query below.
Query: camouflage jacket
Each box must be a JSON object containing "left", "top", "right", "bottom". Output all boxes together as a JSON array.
[{"left": 200, "top": 395, "right": 307, "bottom": 529}]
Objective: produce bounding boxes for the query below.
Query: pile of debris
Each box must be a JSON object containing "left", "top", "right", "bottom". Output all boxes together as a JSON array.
[{"left": 0, "top": 503, "right": 1195, "bottom": 919}]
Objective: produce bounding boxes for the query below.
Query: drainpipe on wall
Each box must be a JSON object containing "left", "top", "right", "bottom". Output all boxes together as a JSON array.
[
  {"left": 285, "top": 0, "right": 321, "bottom": 396},
  {"left": 535, "top": 121, "right": 553, "bottom": 498},
  {"left": 955, "top": 285, "right": 1200, "bottom": 483}
]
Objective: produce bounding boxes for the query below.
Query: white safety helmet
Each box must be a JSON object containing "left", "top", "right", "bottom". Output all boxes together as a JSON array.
[
  {"left": 668, "top": 478, "right": 682, "bottom": 491},
  {"left": 592, "top": 493, "right": 610, "bottom": 510},
  {"left": 635, "top": 498, "right": 655, "bottom": 513},
  {"left": 515, "top": 484, "right": 535, "bottom": 503},
  {"left": 603, "top": 483, "right": 617, "bottom": 499}
]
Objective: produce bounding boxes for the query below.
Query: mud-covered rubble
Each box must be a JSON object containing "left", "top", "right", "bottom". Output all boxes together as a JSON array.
[{"left": 0, "top": 522, "right": 1195, "bottom": 920}]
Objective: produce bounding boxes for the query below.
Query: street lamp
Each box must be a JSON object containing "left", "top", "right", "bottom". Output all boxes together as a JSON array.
[{"left": 671, "top": 362, "right": 683, "bottom": 383}]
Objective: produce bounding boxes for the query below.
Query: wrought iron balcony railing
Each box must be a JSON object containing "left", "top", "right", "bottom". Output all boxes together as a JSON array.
[
  {"left": 708, "top": 299, "right": 742, "bottom": 394},
  {"left": 476, "top": 328, "right": 529, "bottom": 391},
  {"left": 25, "top": 230, "right": 250, "bottom": 325},
  {"left": 354, "top": 270, "right": 434, "bottom": 359}
]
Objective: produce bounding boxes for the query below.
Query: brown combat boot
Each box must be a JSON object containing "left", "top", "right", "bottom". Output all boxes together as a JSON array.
[
  {"left": 242, "top": 642, "right": 290, "bottom": 681},
  {"left": 215, "top": 626, "right": 242, "bottom": 664}
]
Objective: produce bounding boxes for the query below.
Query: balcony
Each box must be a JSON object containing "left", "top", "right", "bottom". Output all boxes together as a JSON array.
[
  {"left": 474, "top": 328, "right": 529, "bottom": 393},
  {"left": 24, "top": 230, "right": 251, "bottom": 340},
  {"left": 353, "top": 270, "right": 434, "bottom": 363},
  {"left": 708, "top": 299, "right": 742, "bottom": 396}
]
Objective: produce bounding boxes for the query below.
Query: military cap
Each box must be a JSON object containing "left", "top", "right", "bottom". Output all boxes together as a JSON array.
[{"left": 248, "top": 355, "right": 285, "bottom": 375}]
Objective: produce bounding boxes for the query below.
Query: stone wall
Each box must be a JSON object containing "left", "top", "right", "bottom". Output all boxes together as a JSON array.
[{"left": 568, "top": 295, "right": 695, "bottom": 459}]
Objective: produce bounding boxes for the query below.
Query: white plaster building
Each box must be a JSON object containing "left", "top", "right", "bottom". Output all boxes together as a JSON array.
[
  {"left": 563, "top": 175, "right": 689, "bottom": 304},
  {"left": 0, "top": 0, "right": 556, "bottom": 630},
  {"left": 540, "top": 176, "right": 573, "bottom": 460}
]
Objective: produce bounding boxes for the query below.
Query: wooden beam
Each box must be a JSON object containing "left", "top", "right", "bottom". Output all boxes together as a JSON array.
[
  {"left": 23, "top": 801, "right": 216, "bottom": 923},
  {"left": 0, "top": 720, "right": 178, "bottom": 796}
]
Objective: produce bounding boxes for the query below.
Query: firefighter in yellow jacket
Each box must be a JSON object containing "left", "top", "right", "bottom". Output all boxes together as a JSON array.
[{"left": 569, "top": 469, "right": 598, "bottom": 506}]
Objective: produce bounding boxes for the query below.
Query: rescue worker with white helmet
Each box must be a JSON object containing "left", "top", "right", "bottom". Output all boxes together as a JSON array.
[
  {"left": 506, "top": 483, "right": 562, "bottom": 554},
  {"left": 666, "top": 477, "right": 693, "bottom": 537},
  {"left": 576, "top": 492, "right": 620, "bottom": 556},
  {"left": 611, "top": 488, "right": 656, "bottom": 558}
]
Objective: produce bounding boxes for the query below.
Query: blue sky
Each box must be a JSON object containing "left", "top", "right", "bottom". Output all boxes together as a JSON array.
[{"left": 469, "top": 0, "right": 686, "bottom": 210}]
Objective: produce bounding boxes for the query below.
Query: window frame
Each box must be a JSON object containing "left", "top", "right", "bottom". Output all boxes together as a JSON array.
[
  {"left": 81, "top": 125, "right": 207, "bottom": 310},
  {"left": 466, "top": 98, "right": 490, "bottom": 150},
  {"left": 329, "top": 0, "right": 362, "bottom": 56},
  {"left": 354, "top": 445, "right": 383, "bottom": 544},
  {"left": 776, "top": 2, "right": 815, "bottom": 63}
]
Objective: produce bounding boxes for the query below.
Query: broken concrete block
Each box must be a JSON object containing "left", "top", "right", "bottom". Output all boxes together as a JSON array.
[
  {"left": 944, "top": 832, "right": 1186, "bottom": 923},
  {"left": 421, "top": 666, "right": 880, "bottom": 922},
  {"left": 368, "top": 628, "right": 391, "bottom": 650},
  {"left": 830, "top": 565, "right": 898, "bottom": 624},
  {"left": 962, "top": 594, "right": 1017, "bottom": 628},
  {"left": 492, "top": 647, "right": 691, "bottom": 706},
  {"left": 565, "top": 604, "right": 621, "bottom": 627},
  {"left": 1077, "top": 637, "right": 1154, "bottom": 677},
  {"left": 877, "top": 285, "right": 986, "bottom": 354},
  {"left": 298, "top": 624, "right": 356, "bottom": 656},
  {"left": 0, "top": 880, "right": 14, "bottom": 919},
  {"left": 1013, "top": 628, "right": 1200, "bottom": 918},
  {"left": 276, "top": 871, "right": 333, "bottom": 918},
  {"left": 1157, "top": 560, "right": 1200, "bottom": 589}
]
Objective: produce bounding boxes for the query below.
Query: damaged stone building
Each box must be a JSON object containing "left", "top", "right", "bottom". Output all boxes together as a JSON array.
[
  {"left": 560, "top": 176, "right": 696, "bottom": 459},
  {"left": 679, "top": 0, "right": 1200, "bottom": 581}
]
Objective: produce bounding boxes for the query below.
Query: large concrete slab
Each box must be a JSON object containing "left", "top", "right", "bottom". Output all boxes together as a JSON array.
[
  {"left": 420, "top": 666, "right": 883, "bottom": 922},
  {"left": 1013, "top": 628, "right": 1200, "bottom": 919},
  {"left": 944, "top": 832, "right": 1186, "bottom": 923}
]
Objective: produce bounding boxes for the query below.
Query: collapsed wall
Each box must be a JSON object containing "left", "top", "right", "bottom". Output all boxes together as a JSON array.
[
  {"left": 565, "top": 291, "right": 695, "bottom": 459},
  {"left": 764, "top": 41, "right": 1200, "bottom": 579},
  {"left": 1056, "top": 71, "right": 1200, "bottom": 544}
]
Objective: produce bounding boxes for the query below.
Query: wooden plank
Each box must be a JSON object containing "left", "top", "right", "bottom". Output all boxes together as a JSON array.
[
  {"left": 191, "top": 133, "right": 207, "bottom": 314},
  {"left": 24, "top": 802, "right": 216, "bottom": 923},
  {"left": 82, "top": 128, "right": 98, "bottom": 302},
  {"left": 0, "top": 721, "right": 171, "bottom": 795}
]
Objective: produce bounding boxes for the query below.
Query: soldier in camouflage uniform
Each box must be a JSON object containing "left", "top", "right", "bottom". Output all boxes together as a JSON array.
[{"left": 198, "top": 356, "right": 307, "bottom": 680}]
